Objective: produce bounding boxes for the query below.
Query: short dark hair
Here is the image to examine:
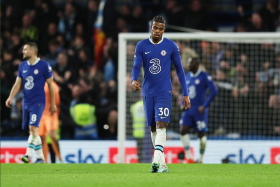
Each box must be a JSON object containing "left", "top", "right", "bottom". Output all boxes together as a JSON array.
[
  {"left": 26, "top": 42, "right": 38, "bottom": 55},
  {"left": 152, "top": 15, "right": 166, "bottom": 25}
]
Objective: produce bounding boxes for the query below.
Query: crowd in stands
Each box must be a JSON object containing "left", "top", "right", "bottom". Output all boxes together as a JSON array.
[{"left": 1, "top": 0, "right": 280, "bottom": 139}]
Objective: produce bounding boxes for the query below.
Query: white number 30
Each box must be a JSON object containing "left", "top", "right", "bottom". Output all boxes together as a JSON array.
[{"left": 159, "top": 108, "right": 169, "bottom": 116}]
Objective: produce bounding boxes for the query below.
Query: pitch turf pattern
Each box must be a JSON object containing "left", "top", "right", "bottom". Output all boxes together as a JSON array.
[{"left": 1, "top": 164, "right": 279, "bottom": 187}]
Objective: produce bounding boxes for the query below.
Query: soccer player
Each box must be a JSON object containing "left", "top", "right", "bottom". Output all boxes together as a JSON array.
[
  {"left": 5, "top": 42, "right": 57, "bottom": 163},
  {"left": 131, "top": 16, "right": 191, "bottom": 173},
  {"left": 179, "top": 58, "right": 218, "bottom": 163},
  {"left": 38, "top": 82, "right": 63, "bottom": 163}
]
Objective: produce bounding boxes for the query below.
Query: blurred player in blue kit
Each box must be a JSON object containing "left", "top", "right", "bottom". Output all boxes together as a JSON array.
[
  {"left": 180, "top": 58, "right": 218, "bottom": 163},
  {"left": 6, "top": 42, "right": 57, "bottom": 163},
  {"left": 131, "top": 16, "right": 191, "bottom": 173}
]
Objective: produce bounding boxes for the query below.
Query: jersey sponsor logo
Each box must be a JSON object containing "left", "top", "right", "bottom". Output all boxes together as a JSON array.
[
  {"left": 208, "top": 76, "right": 212, "bottom": 80},
  {"left": 189, "top": 85, "right": 196, "bottom": 99},
  {"left": 34, "top": 69, "right": 39, "bottom": 74},
  {"left": 145, "top": 51, "right": 151, "bottom": 54},
  {"left": 149, "top": 58, "right": 161, "bottom": 74},
  {"left": 25, "top": 76, "right": 34, "bottom": 90},
  {"left": 48, "top": 66, "right": 52, "bottom": 72},
  {"left": 161, "top": 50, "right": 167, "bottom": 56},
  {"left": 23, "top": 70, "right": 27, "bottom": 73},
  {"left": 195, "top": 79, "right": 200, "bottom": 84}
]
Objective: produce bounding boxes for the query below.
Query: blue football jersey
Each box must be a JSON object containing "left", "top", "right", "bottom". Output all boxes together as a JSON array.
[
  {"left": 184, "top": 70, "right": 218, "bottom": 115},
  {"left": 17, "top": 58, "right": 53, "bottom": 105},
  {"left": 132, "top": 37, "right": 188, "bottom": 97}
]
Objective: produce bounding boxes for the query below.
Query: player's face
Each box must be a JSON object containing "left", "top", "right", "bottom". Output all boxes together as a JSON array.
[
  {"left": 22, "top": 45, "right": 32, "bottom": 60},
  {"left": 187, "top": 58, "right": 198, "bottom": 71},
  {"left": 151, "top": 21, "right": 165, "bottom": 42}
]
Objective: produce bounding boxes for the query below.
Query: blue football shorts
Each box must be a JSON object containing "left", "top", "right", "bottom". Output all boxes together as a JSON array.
[
  {"left": 179, "top": 109, "right": 209, "bottom": 132},
  {"left": 22, "top": 103, "right": 45, "bottom": 130},
  {"left": 143, "top": 95, "right": 172, "bottom": 126}
]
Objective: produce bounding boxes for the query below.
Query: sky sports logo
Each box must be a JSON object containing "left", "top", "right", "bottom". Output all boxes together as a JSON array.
[{"left": 270, "top": 148, "right": 280, "bottom": 164}]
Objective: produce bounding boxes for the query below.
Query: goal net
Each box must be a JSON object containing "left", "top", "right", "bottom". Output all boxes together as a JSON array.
[{"left": 118, "top": 33, "right": 280, "bottom": 163}]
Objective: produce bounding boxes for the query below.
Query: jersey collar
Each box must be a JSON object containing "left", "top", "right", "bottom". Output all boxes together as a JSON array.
[
  {"left": 190, "top": 69, "right": 201, "bottom": 77},
  {"left": 27, "top": 58, "right": 40, "bottom": 66},
  {"left": 149, "top": 35, "right": 164, "bottom": 45}
]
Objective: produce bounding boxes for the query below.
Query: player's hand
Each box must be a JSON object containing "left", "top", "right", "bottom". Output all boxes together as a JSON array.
[
  {"left": 183, "top": 96, "right": 191, "bottom": 110},
  {"left": 132, "top": 80, "right": 141, "bottom": 91},
  {"left": 5, "top": 97, "right": 12, "bottom": 108},
  {"left": 198, "top": 106, "right": 205, "bottom": 114},
  {"left": 49, "top": 105, "right": 57, "bottom": 115}
]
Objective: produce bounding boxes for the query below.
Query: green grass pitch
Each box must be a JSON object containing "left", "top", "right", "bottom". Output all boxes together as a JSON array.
[{"left": 1, "top": 164, "right": 279, "bottom": 187}]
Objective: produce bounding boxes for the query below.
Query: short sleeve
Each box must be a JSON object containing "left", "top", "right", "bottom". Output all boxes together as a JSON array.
[{"left": 44, "top": 63, "right": 53, "bottom": 80}]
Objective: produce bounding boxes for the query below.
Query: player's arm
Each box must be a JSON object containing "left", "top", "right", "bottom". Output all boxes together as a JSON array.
[
  {"left": 199, "top": 75, "right": 218, "bottom": 114},
  {"left": 46, "top": 77, "right": 57, "bottom": 115},
  {"left": 171, "top": 43, "right": 190, "bottom": 110},
  {"left": 131, "top": 43, "right": 143, "bottom": 91},
  {"left": 6, "top": 77, "right": 22, "bottom": 108}
]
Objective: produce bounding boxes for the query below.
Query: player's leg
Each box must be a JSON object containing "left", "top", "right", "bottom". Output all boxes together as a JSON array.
[
  {"left": 143, "top": 97, "right": 159, "bottom": 172},
  {"left": 48, "top": 130, "right": 62, "bottom": 162},
  {"left": 29, "top": 125, "right": 45, "bottom": 162},
  {"left": 46, "top": 114, "right": 63, "bottom": 162},
  {"left": 21, "top": 107, "right": 32, "bottom": 163},
  {"left": 197, "top": 132, "right": 206, "bottom": 163},
  {"left": 179, "top": 112, "right": 195, "bottom": 163},
  {"left": 154, "top": 121, "right": 169, "bottom": 173},
  {"left": 180, "top": 125, "right": 194, "bottom": 163},
  {"left": 195, "top": 111, "right": 208, "bottom": 163},
  {"left": 150, "top": 125, "right": 156, "bottom": 148},
  {"left": 29, "top": 104, "right": 45, "bottom": 163},
  {"left": 40, "top": 135, "right": 49, "bottom": 163},
  {"left": 38, "top": 119, "right": 49, "bottom": 163},
  {"left": 154, "top": 96, "right": 172, "bottom": 172}
]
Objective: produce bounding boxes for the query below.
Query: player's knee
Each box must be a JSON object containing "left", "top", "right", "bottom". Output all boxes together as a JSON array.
[
  {"left": 40, "top": 136, "right": 46, "bottom": 143},
  {"left": 198, "top": 132, "right": 205, "bottom": 139},
  {"left": 150, "top": 125, "right": 156, "bottom": 132},
  {"left": 48, "top": 130, "right": 57, "bottom": 140},
  {"left": 29, "top": 126, "right": 38, "bottom": 136},
  {"left": 156, "top": 121, "right": 168, "bottom": 129},
  {"left": 180, "top": 126, "right": 190, "bottom": 135}
]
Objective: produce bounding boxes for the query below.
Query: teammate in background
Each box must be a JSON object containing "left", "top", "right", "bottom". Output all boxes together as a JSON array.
[
  {"left": 132, "top": 15, "right": 191, "bottom": 173},
  {"left": 6, "top": 42, "right": 57, "bottom": 163},
  {"left": 180, "top": 58, "right": 218, "bottom": 163},
  {"left": 38, "top": 82, "right": 63, "bottom": 163}
]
